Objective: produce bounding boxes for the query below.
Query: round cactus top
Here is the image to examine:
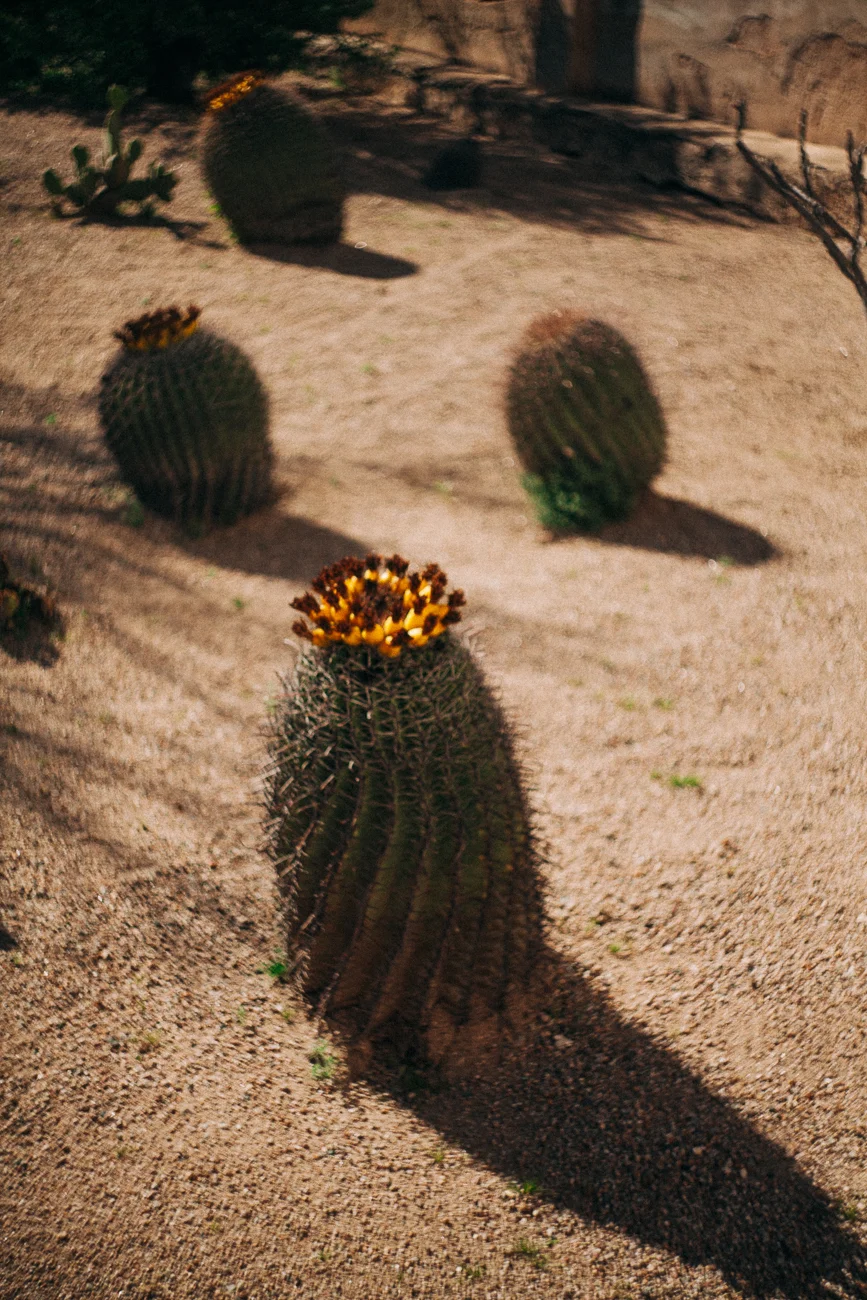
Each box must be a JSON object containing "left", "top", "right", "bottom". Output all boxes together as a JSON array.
[
  {"left": 291, "top": 555, "right": 465, "bottom": 659},
  {"left": 114, "top": 305, "right": 201, "bottom": 352},
  {"left": 206, "top": 71, "right": 267, "bottom": 113}
]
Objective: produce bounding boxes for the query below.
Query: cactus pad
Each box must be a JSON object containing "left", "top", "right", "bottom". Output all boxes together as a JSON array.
[
  {"left": 99, "top": 306, "right": 273, "bottom": 530},
  {"left": 266, "top": 555, "right": 544, "bottom": 1066},
  {"left": 506, "top": 311, "right": 668, "bottom": 532},
  {"left": 201, "top": 73, "right": 344, "bottom": 245}
]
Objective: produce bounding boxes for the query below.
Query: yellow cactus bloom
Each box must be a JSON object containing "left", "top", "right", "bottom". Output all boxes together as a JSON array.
[
  {"left": 207, "top": 71, "right": 266, "bottom": 113},
  {"left": 291, "top": 554, "right": 466, "bottom": 659},
  {"left": 114, "top": 305, "right": 201, "bottom": 352}
]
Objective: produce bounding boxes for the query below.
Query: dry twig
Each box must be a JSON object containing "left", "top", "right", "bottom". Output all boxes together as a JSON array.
[{"left": 735, "top": 103, "right": 867, "bottom": 318}]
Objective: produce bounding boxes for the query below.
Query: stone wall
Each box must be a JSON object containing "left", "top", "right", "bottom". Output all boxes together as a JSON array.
[
  {"left": 347, "top": 0, "right": 867, "bottom": 145},
  {"left": 641, "top": 2, "right": 867, "bottom": 146}
]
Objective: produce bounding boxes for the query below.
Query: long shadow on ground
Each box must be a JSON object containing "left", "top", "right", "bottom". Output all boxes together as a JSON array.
[
  {"left": 246, "top": 240, "right": 417, "bottom": 279},
  {"left": 317, "top": 100, "right": 755, "bottom": 239},
  {"left": 179, "top": 508, "right": 368, "bottom": 581},
  {"left": 392, "top": 955, "right": 866, "bottom": 1298},
  {"left": 594, "top": 491, "right": 777, "bottom": 564}
]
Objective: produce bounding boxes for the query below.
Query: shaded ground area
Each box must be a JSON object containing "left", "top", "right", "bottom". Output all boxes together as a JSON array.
[{"left": 1, "top": 79, "right": 866, "bottom": 1299}]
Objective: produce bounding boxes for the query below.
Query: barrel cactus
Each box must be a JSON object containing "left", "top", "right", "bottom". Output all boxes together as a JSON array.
[
  {"left": 265, "top": 554, "right": 544, "bottom": 1069},
  {"left": 98, "top": 305, "right": 273, "bottom": 531},
  {"left": 201, "top": 72, "right": 344, "bottom": 246},
  {"left": 506, "top": 311, "right": 668, "bottom": 532}
]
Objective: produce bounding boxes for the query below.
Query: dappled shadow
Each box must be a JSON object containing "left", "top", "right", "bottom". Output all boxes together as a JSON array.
[
  {"left": 178, "top": 507, "right": 368, "bottom": 581},
  {"left": 391, "top": 954, "right": 866, "bottom": 1299},
  {"left": 317, "top": 102, "right": 755, "bottom": 239},
  {"left": 594, "top": 491, "right": 777, "bottom": 564},
  {"left": 0, "top": 924, "right": 18, "bottom": 951},
  {"left": 246, "top": 239, "right": 417, "bottom": 279}
]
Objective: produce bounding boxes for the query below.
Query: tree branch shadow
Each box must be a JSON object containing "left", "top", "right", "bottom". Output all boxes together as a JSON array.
[
  {"left": 317, "top": 102, "right": 757, "bottom": 238},
  {"left": 386, "top": 953, "right": 866, "bottom": 1298},
  {"left": 177, "top": 506, "right": 369, "bottom": 581}
]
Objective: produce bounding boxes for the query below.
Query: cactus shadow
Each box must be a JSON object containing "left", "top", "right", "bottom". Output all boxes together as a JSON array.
[
  {"left": 591, "top": 491, "right": 778, "bottom": 564},
  {"left": 0, "top": 610, "right": 65, "bottom": 667},
  {"left": 177, "top": 508, "right": 369, "bottom": 581},
  {"left": 245, "top": 241, "right": 418, "bottom": 279},
  {"left": 390, "top": 955, "right": 866, "bottom": 1298}
]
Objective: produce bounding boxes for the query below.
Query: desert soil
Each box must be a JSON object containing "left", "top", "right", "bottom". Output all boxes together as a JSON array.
[{"left": 1, "top": 78, "right": 867, "bottom": 1300}]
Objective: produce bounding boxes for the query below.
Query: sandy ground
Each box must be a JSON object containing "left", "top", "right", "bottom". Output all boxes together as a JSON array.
[{"left": 1, "top": 80, "right": 867, "bottom": 1300}]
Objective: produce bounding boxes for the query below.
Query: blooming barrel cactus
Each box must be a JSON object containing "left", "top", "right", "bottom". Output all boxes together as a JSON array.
[{"left": 265, "top": 555, "right": 544, "bottom": 1067}]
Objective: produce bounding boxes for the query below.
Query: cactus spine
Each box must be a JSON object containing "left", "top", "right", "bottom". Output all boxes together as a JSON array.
[
  {"left": 201, "top": 73, "right": 344, "bottom": 245},
  {"left": 98, "top": 306, "right": 273, "bottom": 531},
  {"left": 506, "top": 311, "right": 668, "bottom": 532},
  {"left": 43, "top": 86, "right": 177, "bottom": 217},
  {"left": 265, "top": 556, "right": 544, "bottom": 1066}
]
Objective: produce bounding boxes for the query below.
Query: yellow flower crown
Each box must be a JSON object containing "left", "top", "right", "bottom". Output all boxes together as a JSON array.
[
  {"left": 206, "top": 71, "right": 266, "bottom": 113},
  {"left": 114, "top": 305, "right": 201, "bottom": 352},
  {"left": 291, "top": 555, "right": 465, "bottom": 659}
]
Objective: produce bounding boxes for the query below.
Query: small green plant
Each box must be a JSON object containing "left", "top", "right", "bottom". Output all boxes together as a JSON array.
[
  {"left": 44, "top": 413, "right": 57, "bottom": 426},
  {"left": 432, "top": 1147, "right": 446, "bottom": 1165},
  {"left": 618, "top": 695, "right": 637, "bottom": 711},
  {"left": 462, "top": 1262, "right": 486, "bottom": 1281},
  {"left": 138, "top": 1030, "right": 161, "bottom": 1054},
  {"left": 650, "top": 769, "right": 664, "bottom": 781},
  {"left": 669, "top": 773, "right": 702, "bottom": 790},
  {"left": 232, "top": 596, "right": 246, "bottom": 611},
  {"left": 510, "top": 1238, "right": 548, "bottom": 1270},
  {"left": 122, "top": 497, "right": 145, "bottom": 528},
  {"left": 309, "top": 1039, "right": 336, "bottom": 1081},
  {"left": 257, "top": 957, "right": 288, "bottom": 982},
  {"left": 235, "top": 1005, "right": 247, "bottom": 1024},
  {"left": 43, "top": 86, "right": 177, "bottom": 218},
  {"left": 653, "top": 697, "right": 674, "bottom": 710},
  {"left": 280, "top": 1006, "right": 296, "bottom": 1023},
  {"left": 510, "top": 1178, "right": 540, "bottom": 1197}
]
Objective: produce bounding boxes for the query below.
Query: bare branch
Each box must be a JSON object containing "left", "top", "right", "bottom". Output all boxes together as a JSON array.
[
  {"left": 735, "top": 103, "right": 867, "bottom": 321},
  {"left": 798, "top": 108, "right": 815, "bottom": 199},
  {"left": 847, "top": 130, "right": 865, "bottom": 260}
]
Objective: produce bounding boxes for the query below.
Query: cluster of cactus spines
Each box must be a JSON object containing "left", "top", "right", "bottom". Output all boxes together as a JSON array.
[
  {"left": 266, "top": 555, "right": 544, "bottom": 1066},
  {"left": 201, "top": 72, "right": 344, "bottom": 245},
  {"left": 98, "top": 305, "right": 273, "bottom": 531},
  {"left": 506, "top": 311, "right": 668, "bottom": 533},
  {"left": 43, "top": 86, "right": 177, "bottom": 217},
  {"left": 0, "top": 554, "right": 58, "bottom": 636}
]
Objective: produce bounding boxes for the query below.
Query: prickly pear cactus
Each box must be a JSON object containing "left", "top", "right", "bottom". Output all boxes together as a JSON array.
[
  {"left": 43, "top": 85, "right": 177, "bottom": 217},
  {"left": 201, "top": 72, "right": 344, "bottom": 245},
  {"left": 98, "top": 306, "right": 273, "bottom": 531},
  {"left": 506, "top": 311, "right": 668, "bottom": 532},
  {"left": 265, "top": 555, "right": 544, "bottom": 1067}
]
